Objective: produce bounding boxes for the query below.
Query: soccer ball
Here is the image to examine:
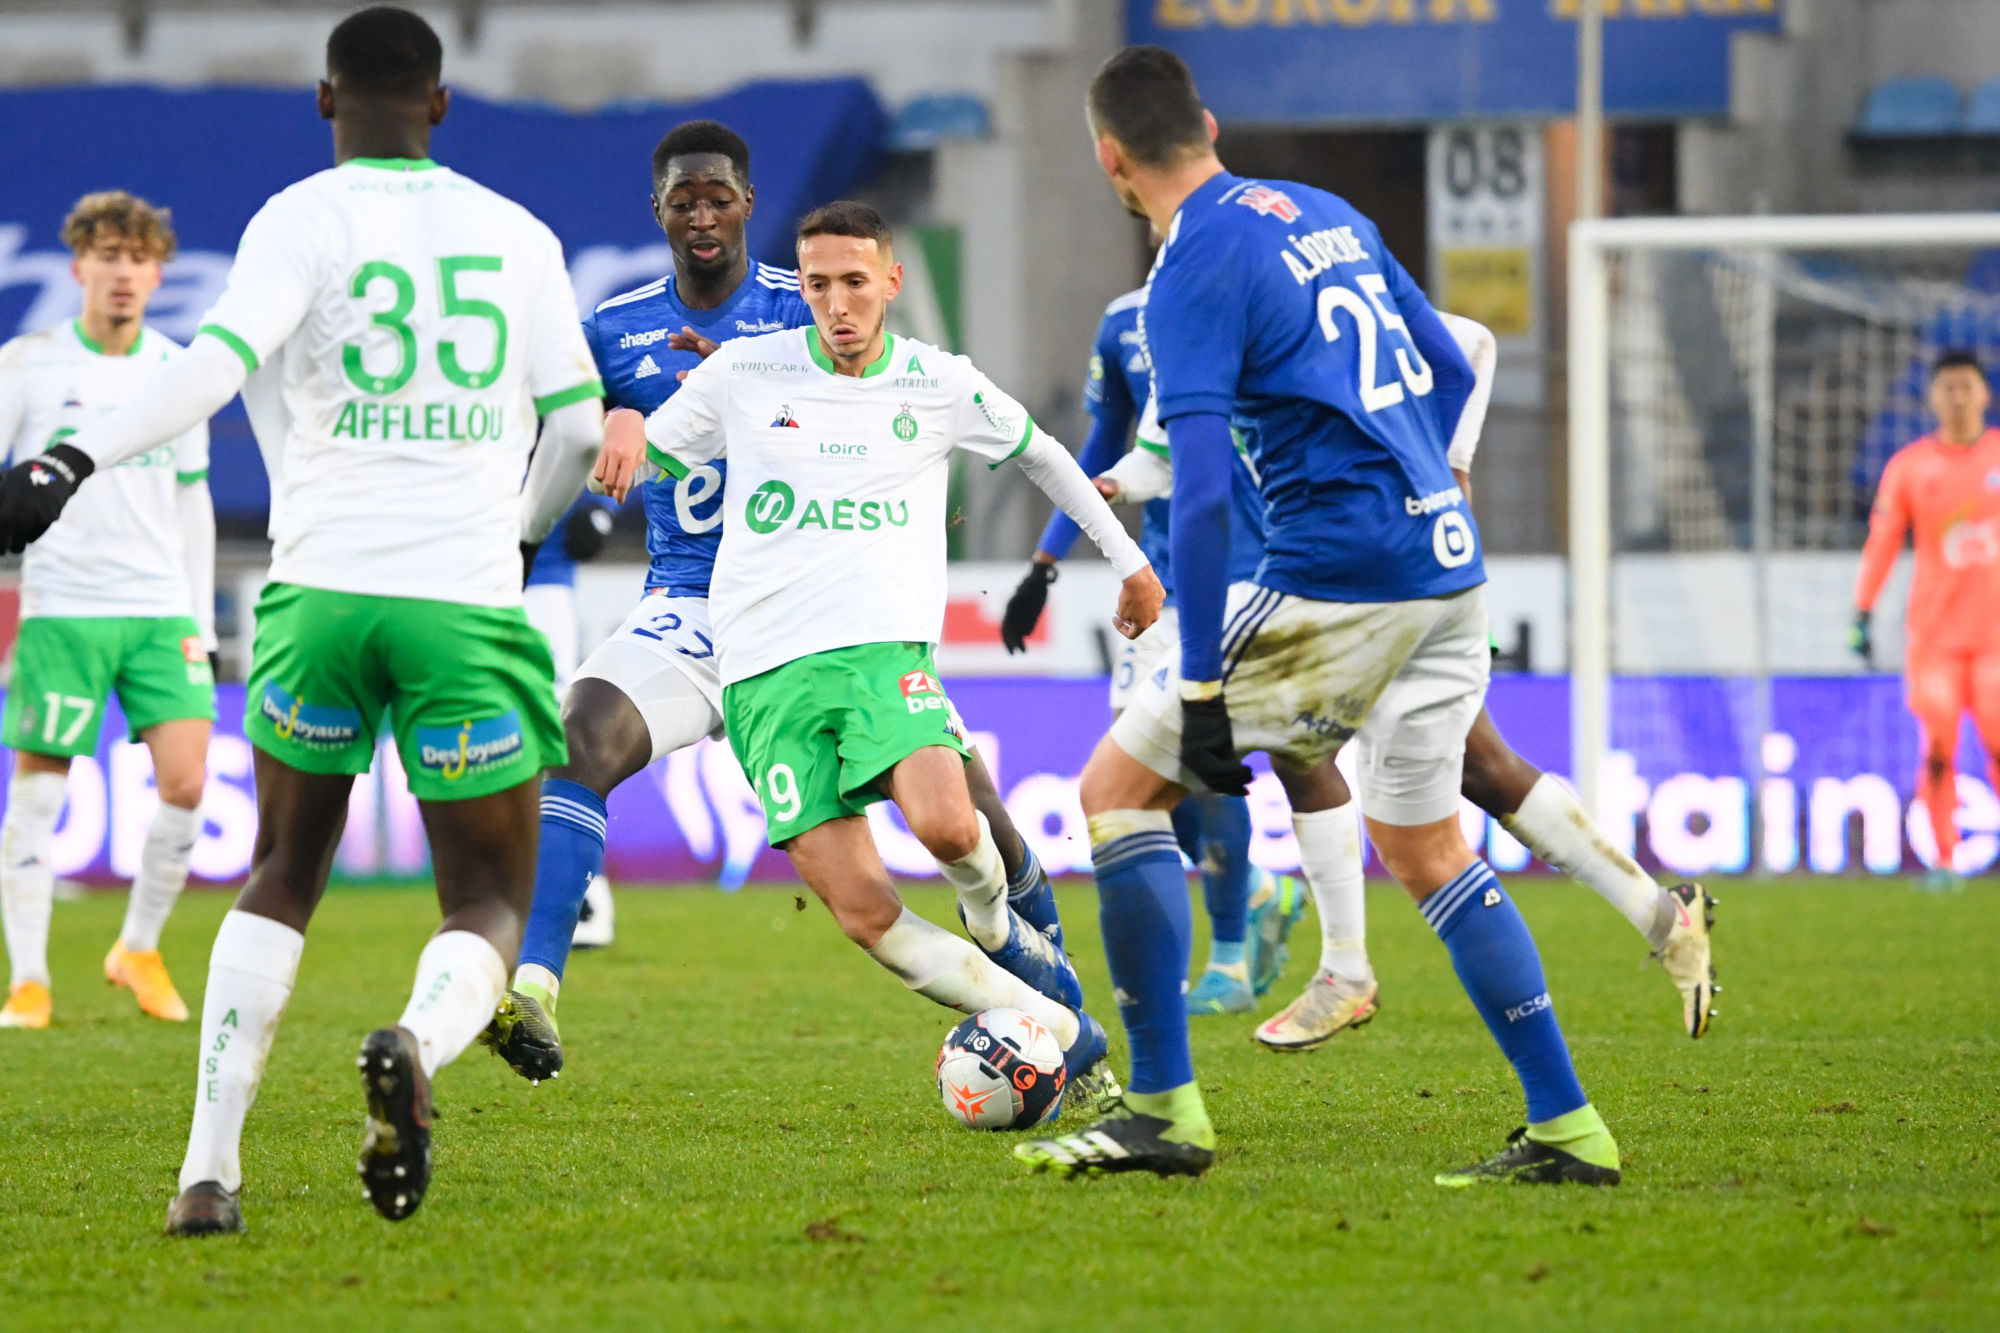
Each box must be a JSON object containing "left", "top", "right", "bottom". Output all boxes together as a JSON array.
[{"left": 935, "top": 1007, "right": 1067, "bottom": 1130}]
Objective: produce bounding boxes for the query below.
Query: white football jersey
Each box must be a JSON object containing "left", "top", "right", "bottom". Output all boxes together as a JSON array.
[
  {"left": 0, "top": 320, "right": 207, "bottom": 621},
  {"left": 643, "top": 328, "right": 1036, "bottom": 686},
  {"left": 197, "top": 157, "right": 600, "bottom": 607}
]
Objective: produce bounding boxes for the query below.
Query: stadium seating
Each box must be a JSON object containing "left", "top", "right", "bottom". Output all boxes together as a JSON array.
[
  {"left": 1851, "top": 76, "right": 1963, "bottom": 137},
  {"left": 889, "top": 94, "right": 990, "bottom": 151},
  {"left": 1964, "top": 77, "right": 2000, "bottom": 136}
]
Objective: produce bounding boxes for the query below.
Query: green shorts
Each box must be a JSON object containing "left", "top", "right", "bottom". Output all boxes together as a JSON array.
[
  {"left": 721, "top": 641, "right": 969, "bottom": 843},
  {"left": 245, "top": 582, "right": 564, "bottom": 801},
  {"left": 2, "top": 615, "right": 215, "bottom": 757}
]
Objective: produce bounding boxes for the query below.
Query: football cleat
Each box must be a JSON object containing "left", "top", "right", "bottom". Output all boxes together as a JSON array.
[
  {"left": 1015, "top": 1097, "right": 1214, "bottom": 1179},
  {"left": 1246, "top": 872, "right": 1308, "bottom": 996},
  {"left": 1653, "top": 882, "right": 1717, "bottom": 1039},
  {"left": 0, "top": 980, "right": 50, "bottom": 1029},
  {"left": 1254, "top": 969, "right": 1379, "bottom": 1052},
  {"left": 1434, "top": 1126, "right": 1621, "bottom": 1188},
  {"left": 164, "top": 1180, "right": 244, "bottom": 1237},
  {"left": 1920, "top": 867, "right": 1964, "bottom": 894},
  {"left": 479, "top": 988, "right": 563, "bottom": 1084},
  {"left": 959, "top": 902, "right": 1084, "bottom": 1010},
  {"left": 572, "top": 874, "right": 616, "bottom": 949},
  {"left": 356, "top": 1026, "right": 433, "bottom": 1222},
  {"left": 1057, "top": 1009, "right": 1122, "bottom": 1119},
  {"left": 1184, "top": 966, "right": 1255, "bottom": 1015},
  {"left": 105, "top": 943, "right": 188, "bottom": 1022}
]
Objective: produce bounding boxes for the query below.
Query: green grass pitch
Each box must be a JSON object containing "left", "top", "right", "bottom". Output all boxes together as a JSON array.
[{"left": 3, "top": 879, "right": 1996, "bottom": 1330}]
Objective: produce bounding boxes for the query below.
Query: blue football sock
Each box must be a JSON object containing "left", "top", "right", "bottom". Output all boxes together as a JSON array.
[
  {"left": 1422, "top": 860, "right": 1587, "bottom": 1124},
  {"left": 1005, "top": 842, "right": 1043, "bottom": 898},
  {"left": 1195, "top": 792, "right": 1252, "bottom": 946},
  {"left": 517, "top": 779, "right": 609, "bottom": 983},
  {"left": 1169, "top": 799, "right": 1202, "bottom": 864},
  {"left": 1093, "top": 815, "right": 1195, "bottom": 1094}
]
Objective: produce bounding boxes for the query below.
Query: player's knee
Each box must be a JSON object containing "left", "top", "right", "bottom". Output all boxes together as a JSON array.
[
  {"left": 154, "top": 767, "right": 207, "bottom": 810},
  {"left": 557, "top": 703, "right": 645, "bottom": 796},
  {"left": 1923, "top": 750, "right": 1955, "bottom": 783},
  {"left": 911, "top": 807, "right": 983, "bottom": 864},
  {"left": 829, "top": 894, "right": 901, "bottom": 949}
]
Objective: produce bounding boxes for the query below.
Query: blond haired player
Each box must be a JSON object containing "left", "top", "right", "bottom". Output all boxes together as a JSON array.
[
  {"left": 0, "top": 192, "right": 216, "bottom": 1030},
  {"left": 0, "top": 7, "right": 605, "bottom": 1235}
]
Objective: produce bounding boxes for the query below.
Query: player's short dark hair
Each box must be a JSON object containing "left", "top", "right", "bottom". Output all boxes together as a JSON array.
[
  {"left": 796, "top": 201, "right": 893, "bottom": 253},
  {"left": 1087, "top": 45, "right": 1209, "bottom": 169},
  {"left": 652, "top": 120, "right": 751, "bottom": 191},
  {"left": 1933, "top": 349, "right": 1988, "bottom": 380},
  {"left": 326, "top": 6, "right": 443, "bottom": 99}
]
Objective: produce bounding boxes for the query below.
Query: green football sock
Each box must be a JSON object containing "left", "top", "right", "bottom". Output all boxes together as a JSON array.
[
  {"left": 1526, "top": 1103, "right": 1619, "bottom": 1170},
  {"left": 1124, "top": 1083, "right": 1216, "bottom": 1151}
]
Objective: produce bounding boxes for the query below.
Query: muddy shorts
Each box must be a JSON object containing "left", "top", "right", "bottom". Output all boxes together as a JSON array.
[{"left": 1111, "top": 582, "right": 1489, "bottom": 826}]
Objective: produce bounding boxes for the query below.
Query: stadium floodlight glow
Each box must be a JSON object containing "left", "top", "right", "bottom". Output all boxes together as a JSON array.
[{"left": 1567, "top": 212, "right": 2000, "bottom": 823}]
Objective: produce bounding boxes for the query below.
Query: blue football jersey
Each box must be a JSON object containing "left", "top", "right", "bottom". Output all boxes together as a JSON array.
[
  {"left": 584, "top": 261, "right": 812, "bottom": 593},
  {"left": 1144, "top": 173, "right": 1480, "bottom": 604},
  {"left": 1088, "top": 293, "right": 1266, "bottom": 600}
]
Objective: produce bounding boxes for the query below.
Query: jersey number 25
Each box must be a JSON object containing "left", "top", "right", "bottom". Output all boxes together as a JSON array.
[{"left": 1317, "top": 273, "right": 1432, "bottom": 413}]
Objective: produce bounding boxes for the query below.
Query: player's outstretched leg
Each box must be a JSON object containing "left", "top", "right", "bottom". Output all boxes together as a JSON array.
[
  {"left": 1257, "top": 777, "right": 1379, "bottom": 1052},
  {"left": 1017, "top": 741, "right": 1215, "bottom": 1180},
  {"left": 894, "top": 750, "right": 1083, "bottom": 1010},
  {"left": 0, "top": 762, "right": 64, "bottom": 1029},
  {"left": 1175, "top": 795, "right": 1252, "bottom": 1015},
  {"left": 486, "top": 678, "right": 661, "bottom": 1083},
  {"left": 1371, "top": 817, "right": 1618, "bottom": 1187},
  {"left": 968, "top": 749, "right": 1064, "bottom": 953},
  {"left": 1464, "top": 709, "right": 1717, "bottom": 1038},
  {"left": 168, "top": 756, "right": 346, "bottom": 1237}
]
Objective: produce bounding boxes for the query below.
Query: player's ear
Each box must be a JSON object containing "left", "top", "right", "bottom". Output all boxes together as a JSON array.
[
  {"left": 316, "top": 79, "right": 336, "bottom": 122},
  {"left": 1204, "top": 109, "right": 1218, "bottom": 144},
  {"left": 430, "top": 85, "right": 450, "bottom": 127},
  {"left": 1094, "top": 134, "right": 1121, "bottom": 179},
  {"left": 741, "top": 183, "right": 755, "bottom": 217},
  {"left": 884, "top": 261, "right": 903, "bottom": 301}
]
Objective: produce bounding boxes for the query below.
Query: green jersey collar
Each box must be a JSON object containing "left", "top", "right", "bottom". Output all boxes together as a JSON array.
[
  {"left": 71, "top": 318, "right": 141, "bottom": 357},
  {"left": 344, "top": 156, "right": 441, "bottom": 172},
  {"left": 806, "top": 327, "right": 896, "bottom": 379}
]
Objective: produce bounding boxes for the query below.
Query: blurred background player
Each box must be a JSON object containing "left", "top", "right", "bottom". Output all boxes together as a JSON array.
[
  {"left": 0, "top": 190, "right": 215, "bottom": 1031},
  {"left": 611, "top": 201, "right": 1161, "bottom": 1107},
  {"left": 1000, "top": 286, "right": 1303, "bottom": 1017},
  {"left": 522, "top": 491, "right": 619, "bottom": 948},
  {"left": 1017, "top": 48, "right": 1620, "bottom": 1186},
  {"left": 0, "top": 6, "right": 606, "bottom": 1233},
  {"left": 1853, "top": 349, "right": 2000, "bottom": 893}
]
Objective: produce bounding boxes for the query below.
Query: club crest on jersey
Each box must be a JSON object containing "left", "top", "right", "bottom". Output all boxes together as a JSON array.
[
  {"left": 770, "top": 405, "right": 800, "bottom": 428},
  {"left": 1237, "top": 185, "right": 1302, "bottom": 224},
  {"left": 892, "top": 404, "right": 919, "bottom": 442}
]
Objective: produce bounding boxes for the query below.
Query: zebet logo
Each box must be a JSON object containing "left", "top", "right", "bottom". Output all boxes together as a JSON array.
[
  {"left": 899, "top": 669, "right": 947, "bottom": 715},
  {"left": 744, "top": 480, "right": 796, "bottom": 534}
]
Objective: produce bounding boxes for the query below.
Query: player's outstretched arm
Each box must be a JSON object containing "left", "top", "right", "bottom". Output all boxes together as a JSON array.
[
  {"left": 521, "top": 397, "right": 607, "bottom": 544},
  {"left": 1166, "top": 410, "right": 1253, "bottom": 796},
  {"left": 0, "top": 336, "right": 246, "bottom": 553},
  {"left": 1013, "top": 428, "right": 1161, "bottom": 638},
  {"left": 177, "top": 478, "right": 218, "bottom": 652},
  {"left": 1004, "top": 411, "right": 1138, "bottom": 653},
  {"left": 1438, "top": 312, "right": 1498, "bottom": 475}
]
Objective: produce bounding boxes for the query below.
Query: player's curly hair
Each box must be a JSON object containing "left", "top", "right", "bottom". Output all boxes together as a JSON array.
[
  {"left": 653, "top": 120, "right": 751, "bottom": 192},
  {"left": 60, "top": 190, "right": 176, "bottom": 261},
  {"left": 1088, "top": 45, "right": 1210, "bottom": 169}
]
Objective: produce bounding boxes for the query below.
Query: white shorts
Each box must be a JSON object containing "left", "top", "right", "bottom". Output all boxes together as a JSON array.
[
  {"left": 522, "top": 582, "right": 581, "bottom": 688},
  {"left": 574, "top": 591, "right": 726, "bottom": 763},
  {"left": 1112, "top": 582, "right": 1489, "bottom": 826},
  {"left": 1110, "top": 604, "right": 1179, "bottom": 712}
]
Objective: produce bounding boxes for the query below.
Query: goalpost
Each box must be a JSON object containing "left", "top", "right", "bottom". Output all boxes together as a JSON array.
[{"left": 1567, "top": 213, "right": 2000, "bottom": 840}]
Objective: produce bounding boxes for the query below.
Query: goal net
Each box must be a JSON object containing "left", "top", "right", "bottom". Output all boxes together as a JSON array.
[{"left": 1567, "top": 214, "right": 2000, "bottom": 877}]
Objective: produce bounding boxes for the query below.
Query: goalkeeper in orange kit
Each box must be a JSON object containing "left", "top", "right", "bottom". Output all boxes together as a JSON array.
[{"left": 1853, "top": 350, "right": 2000, "bottom": 890}]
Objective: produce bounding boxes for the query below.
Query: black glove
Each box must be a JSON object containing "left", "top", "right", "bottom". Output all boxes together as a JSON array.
[
  {"left": 520, "top": 541, "right": 542, "bottom": 588},
  {"left": 0, "top": 443, "right": 94, "bottom": 554},
  {"left": 1180, "top": 693, "right": 1252, "bottom": 796},
  {"left": 1000, "top": 560, "right": 1057, "bottom": 654},
  {"left": 1848, "top": 609, "right": 1873, "bottom": 667},
  {"left": 561, "top": 504, "right": 614, "bottom": 562}
]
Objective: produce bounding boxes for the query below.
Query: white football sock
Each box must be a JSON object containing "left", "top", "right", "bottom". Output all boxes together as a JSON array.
[
  {"left": 1294, "top": 802, "right": 1370, "bottom": 982},
  {"left": 866, "top": 907, "right": 1079, "bottom": 1047},
  {"left": 397, "top": 930, "right": 508, "bottom": 1079},
  {"left": 937, "top": 812, "right": 1010, "bottom": 950},
  {"left": 1502, "top": 774, "right": 1672, "bottom": 947},
  {"left": 179, "top": 909, "right": 305, "bottom": 1193},
  {"left": 122, "top": 801, "right": 200, "bottom": 953},
  {"left": 1, "top": 770, "right": 67, "bottom": 987}
]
